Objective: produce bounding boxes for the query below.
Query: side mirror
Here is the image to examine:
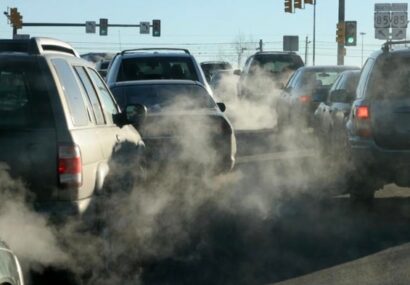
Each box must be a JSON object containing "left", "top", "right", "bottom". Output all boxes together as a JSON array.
[
  {"left": 126, "top": 104, "right": 147, "bottom": 128},
  {"left": 312, "top": 89, "right": 328, "bottom": 103},
  {"left": 233, "top": 69, "right": 242, "bottom": 76},
  {"left": 217, "top": 102, "right": 226, "bottom": 112},
  {"left": 114, "top": 104, "right": 147, "bottom": 128}
]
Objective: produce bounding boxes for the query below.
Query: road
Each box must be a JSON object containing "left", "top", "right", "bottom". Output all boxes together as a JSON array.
[{"left": 30, "top": 129, "right": 410, "bottom": 285}]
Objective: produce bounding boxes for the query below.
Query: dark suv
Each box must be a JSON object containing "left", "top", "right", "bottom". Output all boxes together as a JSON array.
[
  {"left": 0, "top": 38, "right": 145, "bottom": 218},
  {"left": 347, "top": 42, "right": 410, "bottom": 200},
  {"left": 237, "top": 51, "right": 304, "bottom": 99}
]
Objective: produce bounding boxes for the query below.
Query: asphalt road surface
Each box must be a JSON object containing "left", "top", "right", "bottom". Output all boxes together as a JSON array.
[{"left": 30, "top": 130, "right": 410, "bottom": 285}]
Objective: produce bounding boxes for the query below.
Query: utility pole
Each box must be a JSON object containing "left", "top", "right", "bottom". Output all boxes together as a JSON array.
[
  {"left": 305, "top": 36, "right": 311, "bottom": 65},
  {"left": 337, "top": 0, "right": 345, "bottom": 65},
  {"left": 312, "top": 0, "right": 317, "bottom": 66},
  {"left": 360, "top": 32, "right": 366, "bottom": 66},
  {"left": 258, "top": 39, "right": 264, "bottom": 52}
]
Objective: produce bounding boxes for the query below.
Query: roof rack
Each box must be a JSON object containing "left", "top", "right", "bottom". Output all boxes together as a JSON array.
[
  {"left": 0, "top": 37, "right": 79, "bottom": 57},
  {"left": 381, "top": 40, "right": 410, "bottom": 53},
  {"left": 121, "top": 48, "right": 190, "bottom": 55}
]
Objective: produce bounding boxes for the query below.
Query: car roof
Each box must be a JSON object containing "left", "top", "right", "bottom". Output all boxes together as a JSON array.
[
  {"left": 201, "top": 61, "right": 231, "bottom": 65},
  {"left": 299, "top": 65, "right": 359, "bottom": 71},
  {"left": 110, "top": 79, "right": 203, "bottom": 87},
  {"left": 255, "top": 51, "right": 298, "bottom": 55},
  {"left": 118, "top": 52, "right": 193, "bottom": 60}
]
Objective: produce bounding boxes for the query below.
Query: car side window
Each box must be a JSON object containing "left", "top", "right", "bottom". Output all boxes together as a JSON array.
[
  {"left": 74, "top": 66, "right": 105, "bottom": 125},
  {"left": 52, "top": 59, "right": 90, "bottom": 126},
  {"left": 356, "top": 58, "right": 375, "bottom": 99},
  {"left": 88, "top": 68, "right": 118, "bottom": 124}
]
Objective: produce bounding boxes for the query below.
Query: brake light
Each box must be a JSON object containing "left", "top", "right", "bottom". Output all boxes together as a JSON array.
[
  {"left": 58, "top": 145, "right": 82, "bottom": 187},
  {"left": 299, "top": 95, "right": 311, "bottom": 103},
  {"left": 356, "top": 106, "right": 370, "bottom": 120},
  {"left": 354, "top": 105, "right": 372, "bottom": 137}
]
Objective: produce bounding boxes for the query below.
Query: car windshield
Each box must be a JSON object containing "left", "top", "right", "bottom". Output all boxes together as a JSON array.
[
  {"left": 116, "top": 84, "right": 216, "bottom": 110},
  {"left": 117, "top": 56, "right": 198, "bottom": 82}
]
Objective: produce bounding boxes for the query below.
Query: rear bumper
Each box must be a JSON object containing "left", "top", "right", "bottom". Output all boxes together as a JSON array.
[
  {"left": 144, "top": 134, "right": 236, "bottom": 173},
  {"left": 34, "top": 196, "right": 92, "bottom": 223},
  {"left": 349, "top": 136, "right": 410, "bottom": 185}
]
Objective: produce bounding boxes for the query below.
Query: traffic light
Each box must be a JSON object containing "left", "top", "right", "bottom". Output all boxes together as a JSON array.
[
  {"left": 99, "top": 18, "right": 108, "bottom": 36},
  {"left": 294, "top": 0, "right": 303, "bottom": 9},
  {"left": 336, "top": 22, "right": 345, "bottom": 44},
  {"left": 152, "top": 19, "right": 161, "bottom": 37},
  {"left": 284, "top": 0, "right": 293, "bottom": 13},
  {"left": 345, "top": 21, "right": 357, "bottom": 46},
  {"left": 10, "top": 8, "right": 23, "bottom": 29},
  {"left": 305, "top": 0, "right": 314, "bottom": 4}
]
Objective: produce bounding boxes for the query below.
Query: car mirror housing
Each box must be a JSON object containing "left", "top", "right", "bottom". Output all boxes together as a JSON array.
[
  {"left": 114, "top": 104, "right": 147, "bottom": 128},
  {"left": 217, "top": 102, "right": 226, "bottom": 112}
]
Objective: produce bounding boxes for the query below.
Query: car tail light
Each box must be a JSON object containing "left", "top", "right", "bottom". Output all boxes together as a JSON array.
[
  {"left": 354, "top": 105, "right": 372, "bottom": 137},
  {"left": 356, "top": 106, "right": 370, "bottom": 120},
  {"left": 58, "top": 144, "right": 82, "bottom": 187},
  {"left": 299, "top": 95, "right": 311, "bottom": 103}
]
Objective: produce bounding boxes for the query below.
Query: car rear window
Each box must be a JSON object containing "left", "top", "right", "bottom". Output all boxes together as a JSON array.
[
  {"left": 252, "top": 55, "right": 303, "bottom": 73},
  {"left": 0, "top": 58, "right": 54, "bottom": 129},
  {"left": 117, "top": 56, "right": 198, "bottom": 82},
  {"left": 112, "top": 84, "right": 216, "bottom": 110},
  {"left": 369, "top": 56, "right": 410, "bottom": 100},
  {"left": 296, "top": 70, "right": 343, "bottom": 90}
]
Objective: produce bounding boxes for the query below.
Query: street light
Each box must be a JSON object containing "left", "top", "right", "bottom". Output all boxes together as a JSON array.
[{"left": 360, "top": 32, "right": 366, "bottom": 66}]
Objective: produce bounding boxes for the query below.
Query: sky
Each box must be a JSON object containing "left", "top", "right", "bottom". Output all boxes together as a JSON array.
[{"left": 0, "top": 0, "right": 407, "bottom": 68}]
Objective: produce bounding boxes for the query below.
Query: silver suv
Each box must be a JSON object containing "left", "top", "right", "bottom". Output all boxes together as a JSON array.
[{"left": 0, "top": 38, "right": 145, "bottom": 219}]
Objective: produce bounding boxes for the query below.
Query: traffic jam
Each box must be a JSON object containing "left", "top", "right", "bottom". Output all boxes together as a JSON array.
[{"left": 1, "top": 1, "right": 410, "bottom": 285}]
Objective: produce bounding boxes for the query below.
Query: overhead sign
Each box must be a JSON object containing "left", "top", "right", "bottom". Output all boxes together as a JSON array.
[
  {"left": 391, "top": 3, "right": 408, "bottom": 11},
  {"left": 140, "top": 21, "right": 150, "bottom": 34},
  {"left": 392, "top": 28, "right": 406, "bottom": 39},
  {"left": 375, "top": 3, "right": 391, "bottom": 12},
  {"left": 283, "top": 35, "right": 299, "bottom": 52},
  {"left": 391, "top": 11, "right": 408, "bottom": 28},
  {"left": 375, "top": 28, "right": 390, "bottom": 40},
  {"left": 374, "top": 3, "right": 408, "bottom": 40},
  {"left": 85, "top": 21, "right": 96, "bottom": 33}
]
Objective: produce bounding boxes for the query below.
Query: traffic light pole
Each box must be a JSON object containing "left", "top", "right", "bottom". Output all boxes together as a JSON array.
[
  {"left": 312, "top": 0, "right": 316, "bottom": 66},
  {"left": 337, "top": 0, "right": 345, "bottom": 65}
]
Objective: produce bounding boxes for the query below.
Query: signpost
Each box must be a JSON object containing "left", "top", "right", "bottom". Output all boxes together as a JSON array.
[
  {"left": 139, "top": 21, "right": 150, "bottom": 34},
  {"left": 85, "top": 21, "right": 96, "bottom": 33},
  {"left": 283, "top": 35, "right": 299, "bottom": 52},
  {"left": 374, "top": 3, "right": 408, "bottom": 40}
]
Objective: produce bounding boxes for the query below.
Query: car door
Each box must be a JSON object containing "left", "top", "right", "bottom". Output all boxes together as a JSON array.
[{"left": 87, "top": 68, "right": 142, "bottom": 160}]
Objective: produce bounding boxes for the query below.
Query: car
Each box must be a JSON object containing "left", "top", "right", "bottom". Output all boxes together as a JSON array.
[
  {"left": 346, "top": 42, "right": 410, "bottom": 200},
  {"left": 200, "top": 61, "right": 233, "bottom": 83},
  {"left": 277, "top": 65, "right": 359, "bottom": 130},
  {"left": 95, "top": 59, "right": 111, "bottom": 79},
  {"left": 0, "top": 241, "right": 24, "bottom": 285},
  {"left": 209, "top": 70, "right": 239, "bottom": 101},
  {"left": 109, "top": 80, "right": 236, "bottom": 173},
  {"left": 105, "top": 48, "right": 214, "bottom": 97},
  {"left": 314, "top": 70, "right": 361, "bottom": 156},
  {"left": 0, "top": 37, "right": 145, "bottom": 220},
  {"left": 237, "top": 51, "right": 304, "bottom": 100}
]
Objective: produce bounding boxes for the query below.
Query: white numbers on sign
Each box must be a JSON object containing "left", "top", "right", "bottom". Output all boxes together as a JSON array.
[{"left": 374, "top": 12, "right": 391, "bottom": 28}]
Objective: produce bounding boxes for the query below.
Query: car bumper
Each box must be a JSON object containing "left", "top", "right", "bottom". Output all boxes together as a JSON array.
[
  {"left": 34, "top": 197, "right": 92, "bottom": 223},
  {"left": 144, "top": 134, "right": 236, "bottom": 173},
  {"left": 349, "top": 136, "right": 410, "bottom": 185}
]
